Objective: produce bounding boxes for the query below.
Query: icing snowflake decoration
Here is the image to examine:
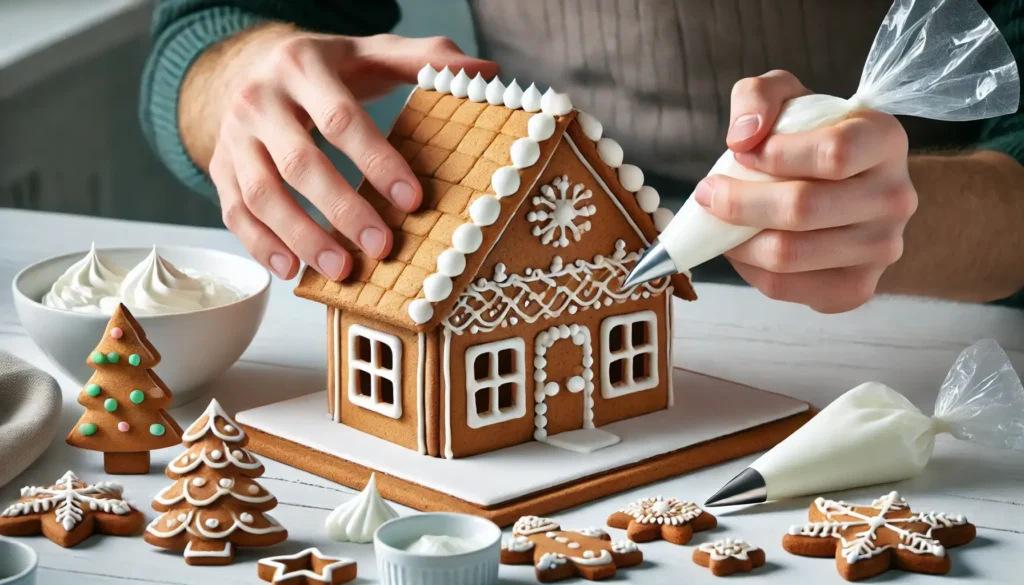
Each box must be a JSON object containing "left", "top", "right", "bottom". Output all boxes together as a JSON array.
[
  {"left": 527, "top": 175, "right": 596, "bottom": 247},
  {"left": 620, "top": 497, "right": 702, "bottom": 526},
  {"left": 698, "top": 538, "right": 759, "bottom": 561},
  {"left": 787, "top": 491, "right": 968, "bottom": 564},
  {"left": 1, "top": 471, "right": 132, "bottom": 531}
]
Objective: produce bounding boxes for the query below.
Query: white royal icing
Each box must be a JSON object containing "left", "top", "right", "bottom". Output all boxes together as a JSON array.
[
  {"left": 540, "top": 88, "right": 573, "bottom": 116},
  {"left": 596, "top": 138, "right": 624, "bottom": 168},
  {"left": 699, "top": 538, "right": 759, "bottom": 561},
  {"left": 510, "top": 138, "right": 541, "bottom": 169},
  {"left": 612, "top": 540, "right": 639, "bottom": 554},
  {"left": 576, "top": 111, "right": 603, "bottom": 141},
  {"left": 408, "top": 299, "right": 433, "bottom": 325},
  {"left": 467, "top": 73, "right": 487, "bottom": 102},
  {"left": 417, "top": 64, "right": 438, "bottom": 90},
  {"left": 521, "top": 83, "right": 543, "bottom": 112},
  {"left": 490, "top": 166, "right": 521, "bottom": 198},
  {"left": 503, "top": 80, "right": 524, "bottom": 109},
  {"left": 452, "top": 224, "right": 483, "bottom": 254},
  {"left": 437, "top": 249, "right": 466, "bottom": 277},
  {"left": 618, "top": 164, "right": 644, "bottom": 192},
  {"left": 652, "top": 208, "right": 673, "bottom": 232},
  {"left": 450, "top": 69, "right": 471, "bottom": 98},
  {"left": 423, "top": 274, "right": 453, "bottom": 302},
  {"left": 574, "top": 527, "right": 608, "bottom": 539},
  {"left": 635, "top": 185, "right": 660, "bottom": 213},
  {"left": 514, "top": 516, "right": 561, "bottom": 536},
  {"left": 528, "top": 113, "right": 556, "bottom": 141},
  {"left": 486, "top": 77, "right": 506, "bottom": 105},
  {"left": 620, "top": 497, "right": 703, "bottom": 526},
  {"left": 405, "top": 534, "right": 484, "bottom": 556},
  {"left": 324, "top": 473, "right": 399, "bottom": 544},
  {"left": 469, "top": 195, "right": 501, "bottom": 226},
  {"left": 503, "top": 535, "right": 535, "bottom": 552},
  {"left": 259, "top": 548, "right": 354, "bottom": 584},
  {"left": 527, "top": 174, "right": 596, "bottom": 248},
  {"left": 536, "top": 553, "right": 567, "bottom": 571},
  {"left": 433, "top": 66, "right": 454, "bottom": 93},
  {"left": 182, "top": 399, "right": 245, "bottom": 443},
  {"left": 533, "top": 324, "right": 595, "bottom": 440},
  {"left": 572, "top": 549, "right": 613, "bottom": 566},
  {"left": 1, "top": 471, "right": 133, "bottom": 532}
]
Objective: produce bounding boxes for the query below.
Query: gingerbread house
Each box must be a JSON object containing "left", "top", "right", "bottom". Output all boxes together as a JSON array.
[{"left": 295, "top": 66, "right": 695, "bottom": 459}]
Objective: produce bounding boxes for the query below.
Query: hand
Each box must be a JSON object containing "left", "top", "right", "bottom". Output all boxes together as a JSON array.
[
  {"left": 696, "top": 70, "right": 918, "bottom": 313},
  {"left": 187, "top": 27, "right": 498, "bottom": 280}
]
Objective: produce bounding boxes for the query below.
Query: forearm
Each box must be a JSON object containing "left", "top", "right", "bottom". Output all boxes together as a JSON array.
[{"left": 879, "top": 150, "right": 1024, "bottom": 302}]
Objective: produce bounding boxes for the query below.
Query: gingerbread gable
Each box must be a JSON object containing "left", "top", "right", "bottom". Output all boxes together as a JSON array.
[{"left": 295, "top": 67, "right": 695, "bottom": 332}]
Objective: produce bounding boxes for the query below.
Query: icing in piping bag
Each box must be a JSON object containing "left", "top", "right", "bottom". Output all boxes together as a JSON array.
[
  {"left": 705, "top": 339, "right": 1024, "bottom": 507},
  {"left": 625, "top": 0, "right": 1020, "bottom": 287}
]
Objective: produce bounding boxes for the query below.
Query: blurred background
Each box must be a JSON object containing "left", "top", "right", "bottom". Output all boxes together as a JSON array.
[{"left": 0, "top": 0, "right": 477, "bottom": 227}]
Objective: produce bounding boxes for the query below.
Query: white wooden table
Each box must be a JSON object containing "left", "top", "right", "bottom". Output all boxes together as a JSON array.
[{"left": 1, "top": 208, "right": 1022, "bottom": 584}]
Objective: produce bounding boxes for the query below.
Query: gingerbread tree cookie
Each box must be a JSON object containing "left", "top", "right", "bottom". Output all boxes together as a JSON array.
[
  {"left": 501, "top": 516, "right": 642, "bottom": 582},
  {"left": 783, "top": 491, "right": 976, "bottom": 581},
  {"left": 144, "top": 399, "right": 287, "bottom": 565},
  {"left": 693, "top": 538, "right": 766, "bottom": 576},
  {"left": 606, "top": 496, "right": 716, "bottom": 544},
  {"left": 0, "top": 471, "right": 144, "bottom": 547},
  {"left": 66, "top": 304, "right": 183, "bottom": 474}
]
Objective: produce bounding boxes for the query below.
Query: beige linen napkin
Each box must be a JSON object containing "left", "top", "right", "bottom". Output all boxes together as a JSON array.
[{"left": 0, "top": 352, "right": 62, "bottom": 488}]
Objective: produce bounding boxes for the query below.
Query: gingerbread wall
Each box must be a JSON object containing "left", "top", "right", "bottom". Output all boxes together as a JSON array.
[{"left": 440, "top": 133, "right": 672, "bottom": 459}]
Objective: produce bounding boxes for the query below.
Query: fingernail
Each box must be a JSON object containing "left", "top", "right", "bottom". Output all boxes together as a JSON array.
[
  {"left": 694, "top": 179, "right": 714, "bottom": 207},
  {"left": 359, "top": 227, "right": 387, "bottom": 258},
  {"left": 728, "top": 114, "right": 760, "bottom": 142},
  {"left": 269, "top": 254, "right": 291, "bottom": 279},
  {"left": 317, "top": 250, "right": 346, "bottom": 280},
  {"left": 391, "top": 181, "right": 418, "bottom": 211}
]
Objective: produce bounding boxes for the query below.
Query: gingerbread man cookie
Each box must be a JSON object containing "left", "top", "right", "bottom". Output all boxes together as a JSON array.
[
  {"left": 693, "top": 538, "right": 766, "bottom": 576},
  {"left": 606, "top": 496, "right": 716, "bottom": 544},
  {"left": 0, "top": 471, "right": 144, "bottom": 547},
  {"left": 501, "top": 516, "right": 642, "bottom": 582},
  {"left": 258, "top": 548, "right": 357, "bottom": 585},
  {"left": 783, "top": 491, "right": 976, "bottom": 581}
]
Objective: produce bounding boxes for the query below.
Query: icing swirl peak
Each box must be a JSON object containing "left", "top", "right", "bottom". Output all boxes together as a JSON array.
[
  {"left": 42, "top": 243, "right": 127, "bottom": 313},
  {"left": 324, "top": 473, "right": 399, "bottom": 543}
]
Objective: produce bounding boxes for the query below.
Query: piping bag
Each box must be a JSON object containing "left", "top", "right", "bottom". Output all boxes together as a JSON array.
[
  {"left": 625, "top": 0, "right": 1020, "bottom": 287},
  {"left": 705, "top": 340, "right": 1024, "bottom": 507}
]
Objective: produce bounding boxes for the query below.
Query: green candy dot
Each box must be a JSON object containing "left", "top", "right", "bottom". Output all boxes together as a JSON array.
[
  {"left": 91, "top": 352, "right": 107, "bottom": 364},
  {"left": 129, "top": 390, "right": 145, "bottom": 404},
  {"left": 128, "top": 354, "right": 141, "bottom": 366},
  {"left": 85, "top": 384, "right": 101, "bottom": 397},
  {"left": 79, "top": 423, "right": 97, "bottom": 436},
  {"left": 149, "top": 423, "right": 165, "bottom": 437},
  {"left": 104, "top": 398, "right": 118, "bottom": 412},
  {"left": 106, "top": 352, "right": 120, "bottom": 364}
]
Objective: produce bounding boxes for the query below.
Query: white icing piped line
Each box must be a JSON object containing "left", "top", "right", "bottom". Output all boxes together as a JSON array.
[
  {"left": 434, "top": 66, "right": 454, "bottom": 93},
  {"left": 596, "top": 138, "right": 623, "bottom": 168},
  {"left": 182, "top": 399, "right": 245, "bottom": 443},
  {"left": 653, "top": 208, "right": 673, "bottom": 232},
  {"left": 636, "top": 186, "right": 660, "bottom": 213},
  {"left": 540, "top": 88, "right": 573, "bottom": 116},
  {"left": 521, "top": 83, "right": 542, "bottom": 112},
  {"left": 452, "top": 224, "right": 483, "bottom": 253},
  {"left": 469, "top": 196, "right": 501, "bottom": 226},
  {"left": 408, "top": 299, "right": 433, "bottom": 324},
  {"left": 503, "top": 80, "right": 524, "bottom": 109},
  {"left": 618, "top": 164, "right": 644, "bottom": 191},
  {"left": 510, "top": 138, "right": 541, "bottom": 169},
  {"left": 437, "top": 249, "right": 466, "bottom": 277},
  {"left": 528, "top": 114, "right": 556, "bottom": 141},
  {"left": 491, "top": 167, "right": 521, "bottom": 197},
  {"left": 467, "top": 73, "right": 487, "bottom": 102},
  {"left": 450, "top": 69, "right": 471, "bottom": 98},
  {"left": 576, "top": 111, "right": 603, "bottom": 141},
  {"left": 417, "top": 64, "right": 438, "bottom": 90},
  {"left": 486, "top": 77, "right": 506, "bottom": 105}
]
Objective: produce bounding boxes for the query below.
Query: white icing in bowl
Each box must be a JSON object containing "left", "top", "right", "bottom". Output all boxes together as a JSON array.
[{"left": 404, "top": 534, "right": 485, "bottom": 556}]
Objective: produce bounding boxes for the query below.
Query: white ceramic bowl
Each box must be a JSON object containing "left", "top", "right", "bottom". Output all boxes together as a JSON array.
[
  {"left": 12, "top": 246, "right": 270, "bottom": 406},
  {"left": 0, "top": 537, "right": 37, "bottom": 585},
  {"left": 374, "top": 513, "right": 502, "bottom": 585}
]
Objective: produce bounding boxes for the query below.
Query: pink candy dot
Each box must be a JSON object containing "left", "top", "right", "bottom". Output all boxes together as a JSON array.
[
  {"left": 110, "top": 327, "right": 123, "bottom": 339},
  {"left": 117, "top": 422, "right": 130, "bottom": 432}
]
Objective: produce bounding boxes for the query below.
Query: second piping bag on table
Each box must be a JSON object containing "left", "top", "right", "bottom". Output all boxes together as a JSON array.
[{"left": 625, "top": 0, "right": 1021, "bottom": 288}]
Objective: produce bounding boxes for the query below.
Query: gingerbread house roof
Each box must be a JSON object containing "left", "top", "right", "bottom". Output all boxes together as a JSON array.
[{"left": 295, "top": 66, "right": 695, "bottom": 332}]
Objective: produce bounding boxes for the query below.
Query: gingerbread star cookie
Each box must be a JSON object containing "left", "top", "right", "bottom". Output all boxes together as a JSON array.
[
  {"left": 258, "top": 548, "right": 357, "bottom": 585},
  {"left": 606, "top": 496, "right": 716, "bottom": 544},
  {"left": 0, "top": 471, "right": 144, "bottom": 547},
  {"left": 501, "top": 516, "right": 642, "bottom": 582},
  {"left": 783, "top": 491, "right": 976, "bottom": 581},
  {"left": 693, "top": 538, "right": 766, "bottom": 577}
]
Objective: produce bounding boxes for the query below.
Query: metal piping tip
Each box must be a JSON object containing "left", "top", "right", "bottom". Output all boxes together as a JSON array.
[
  {"left": 704, "top": 468, "right": 768, "bottom": 507},
  {"left": 624, "top": 241, "right": 677, "bottom": 288}
]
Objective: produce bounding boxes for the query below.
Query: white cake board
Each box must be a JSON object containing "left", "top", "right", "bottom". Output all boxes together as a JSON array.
[{"left": 237, "top": 369, "right": 808, "bottom": 507}]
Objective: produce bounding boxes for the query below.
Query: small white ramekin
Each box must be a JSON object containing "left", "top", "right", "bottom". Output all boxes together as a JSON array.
[{"left": 374, "top": 513, "right": 502, "bottom": 585}]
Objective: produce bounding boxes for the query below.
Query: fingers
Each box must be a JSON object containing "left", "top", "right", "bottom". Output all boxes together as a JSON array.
[
  {"left": 694, "top": 169, "right": 917, "bottom": 231},
  {"left": 730, "top": 260, "right": 885, "bottom": 313},
  {"left": 354, "top": 34, "right": 500, "bottom": 82},
  {"left": 210, "top": 146, "right": 298, "bottom": 280},
  {"left": 724, "top": 225, "right": 904, "bottom": 274},
  {"left": 727, "top": 70, "right": 811, "bottom": 151},
  {"left": 734, "top": 109, "right": 908, "bottom": 180},
  {"left": 282, "top": 51, "right": 422, "bottom": 214}
]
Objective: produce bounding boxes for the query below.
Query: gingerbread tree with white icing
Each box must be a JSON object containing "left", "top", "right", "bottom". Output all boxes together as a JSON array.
[
  {"left": 65, "top": 303, "right": 183, "bottom": 474},
  {"left": 143, "top": 399, "right": 287, "bottom": 565}
]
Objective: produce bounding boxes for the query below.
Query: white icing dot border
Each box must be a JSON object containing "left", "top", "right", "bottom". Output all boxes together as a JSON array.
[{"left": 532, "top": 324, "right": 595, "bottom": 440}]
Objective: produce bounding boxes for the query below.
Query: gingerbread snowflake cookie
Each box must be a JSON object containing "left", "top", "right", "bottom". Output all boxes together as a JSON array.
[
  {"left": 501, "top": 516, "right": 642, "bottom": 582},
  {"left": 783, "top": 491, "right": 976, "bottom": 581},
  {"left": 693, "top": 538, "right": 766, "bottom": 577},
  {"left": 0, "top": 471, "right": 144, "bottom": 547},
  {"left": 606, "top": 496, "right": 716, "bottom": 544}
]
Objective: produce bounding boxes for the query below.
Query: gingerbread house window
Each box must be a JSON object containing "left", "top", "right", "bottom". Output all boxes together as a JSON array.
[
  {"left": 347, "top": 324, "right": 402, "bottom": 419},
  {"left": 600, "top": 310, "right": 659, "bottom": 399},
  {"left": 465, "top": 338, "right": 526, "bottom": 429}
]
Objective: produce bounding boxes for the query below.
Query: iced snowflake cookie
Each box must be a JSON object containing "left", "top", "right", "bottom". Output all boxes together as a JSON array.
[
  {"left": 501, "top": 516, "right": 642, "bottom": 582},
  {"left": 606, "top": 496, "right": 716, "bottom": 544},
  {"left": 258, "top": 548, "right": 357, "bottom": 585},
  {"left": 0, "top": 471, "right": 144, "bottom": 547},
  {"left": 783, "top": 491, "right": 976, "bottom": 581},
  {"left": 693, "top": 538, "right": 766, "bottom": 577}
]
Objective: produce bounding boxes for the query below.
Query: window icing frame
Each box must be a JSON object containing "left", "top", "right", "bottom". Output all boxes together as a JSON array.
[
  {"left": 464, "top": 337, "right": 527, "bottom": 429},
  {"left": 599, "top": 310, "right": 659, "bottom": 399},
  {"left": 347, "top": 324, "right": 403, "bottom": 419}
]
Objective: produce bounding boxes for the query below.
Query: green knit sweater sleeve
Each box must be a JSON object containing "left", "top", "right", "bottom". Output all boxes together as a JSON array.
[{"left": 139, "top": 1, "right": 400, "bottom": 198}]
